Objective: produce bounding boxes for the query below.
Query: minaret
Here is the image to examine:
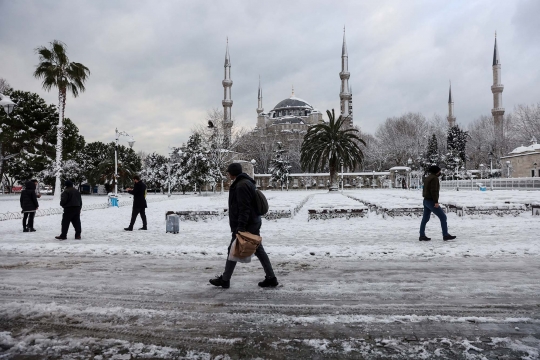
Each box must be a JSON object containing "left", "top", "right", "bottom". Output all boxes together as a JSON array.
[
  {"left": 491, "top": 32, "right": 504, "bottom": 151},
  {"left": 257, "top": 76, "right": 263, "bottom": 115},
  {"left": 447, "top": 81, "right": 456, "bottom": 127},
  {"left": 222, "top": 38, "right": 233, "bottom": 148},
  {"left": 256, "top": 77, "right": 266, "bottom": 130},
  {"left": 339, "top": 27, "right": 353, "bottom": 128}
]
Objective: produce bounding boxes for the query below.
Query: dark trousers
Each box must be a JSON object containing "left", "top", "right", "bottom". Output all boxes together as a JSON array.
[
  {"left": 22, "top": 212, "right": 35, "bottom": 229},
  {"left": 129, "top": 207, "right": 147, "bottom": 229},
  {"left": 223, "top": 222, "right": 276, "bottom": 281},
  {"left": 420, "top": 199, "right": 448, "bottom": 237},
  {"left": 61, "top": 207, "right": 82, "bottom": 237}
]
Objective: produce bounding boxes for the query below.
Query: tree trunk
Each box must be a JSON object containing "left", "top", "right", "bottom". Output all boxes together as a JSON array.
[
  {"left": 53, "top": 90, "right": 65, "bottom": 202},
  {"left": 329, "top": 164, "right": 339, "bottom": 191}
]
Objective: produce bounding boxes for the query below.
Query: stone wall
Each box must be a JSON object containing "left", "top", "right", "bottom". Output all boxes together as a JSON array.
[{"left": 502, "top": 152, "right": 540, "bottom": 178}]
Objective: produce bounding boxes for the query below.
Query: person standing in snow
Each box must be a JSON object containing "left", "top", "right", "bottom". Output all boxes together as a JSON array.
[
  {"left": 124, "top": 175, "right": 147, "bottom": 231},
  {"left": 55, "top": 180, "right": 82, "bottom": 240},
  {"left": 20, "top": 180, "right": 39, "bottom": 232},
  {"left": 210, "top": 163, "right": 278, "bottom": 289},
  {"left": 419, "top": 165, "right": 456, "bottom": 241}
]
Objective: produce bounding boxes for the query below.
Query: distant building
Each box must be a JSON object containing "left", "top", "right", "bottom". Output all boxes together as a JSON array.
[{"left": 500, "top": 137, "right": 540, "bottom": 178}]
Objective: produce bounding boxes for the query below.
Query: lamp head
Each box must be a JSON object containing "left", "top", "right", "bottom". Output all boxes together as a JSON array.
[
  {"left": 128, "top": 139, "right": 135, "bottom": 148},
  {"left": 0, "top": 94, "right": 16, "bottom": 116}
]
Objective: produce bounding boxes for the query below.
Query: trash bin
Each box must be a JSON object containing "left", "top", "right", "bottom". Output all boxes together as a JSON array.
[
  {"left": 108, "top": 194, "right": 119, "bottom": 207},
  {"left": 166, "top": 214, "right": 180, "bottom": 234}
]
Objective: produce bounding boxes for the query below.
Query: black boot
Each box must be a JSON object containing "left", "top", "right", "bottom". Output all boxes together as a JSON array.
[
  {"left": 419, "top": 235, "right": 431, "bottom": 241},
  {"left": 209, "top": 275, "right": 230, "bottom": 289},
  {"left": 23, "top": 228, "right": 28, "bottom": 233},
  {"left": 29, "top": 228, "right": 36, "bottom": 232},
  {"left": 443, "top": 234, "right": 457, "bottom": 241},
  {"left": 124, "top": 227, "right": 133, "bottom": 231},
  {"left": 258, "top": 277, "right": 279, "bottom": 288},
  {"left": 138, "top": 227, "right": 147, "bottom": 230}
]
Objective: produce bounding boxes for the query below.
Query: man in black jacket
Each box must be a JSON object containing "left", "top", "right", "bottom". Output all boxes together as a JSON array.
[
  {"left": 20, "top": 180, "right": 39, "bottom": 232},
  {"left": 210, "top": 163, "right": 278, "bottom": 289},
  {"left": 125, "top": 175, "right": 147, "bottom": 231},
  {"left": 420, "top": 166, "right": 456, "bottom": 241},
  {"left": 56, "top": 180, "right": 82, "bottom": 240}
]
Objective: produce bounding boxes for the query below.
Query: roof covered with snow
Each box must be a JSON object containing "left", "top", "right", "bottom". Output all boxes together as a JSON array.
[
  {"left": 508, "top": 142, "right": 540, "bottom": 155},
  {"left": 273, "top": 96, "right": 313, "bottom": 110}
]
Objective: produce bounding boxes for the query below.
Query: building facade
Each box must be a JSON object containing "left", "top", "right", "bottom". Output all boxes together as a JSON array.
[{"left": 500, "top": 138, "right": 540, "bottom": 178}]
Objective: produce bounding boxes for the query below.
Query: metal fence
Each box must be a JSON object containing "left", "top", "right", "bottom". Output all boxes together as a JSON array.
[
  {"left": 440, "top": 177, "right": 540, "bottom": 191},
  {"left": 0, "top": 195, "right": 173, "bottom": 221}
]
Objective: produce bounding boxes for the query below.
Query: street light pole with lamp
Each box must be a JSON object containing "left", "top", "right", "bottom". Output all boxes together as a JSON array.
[
  {"left": 340, "top": 159, "right": 344, "bottom": 193},
  {"left": 506, "top": 161, "right": 511, "bottom": 178},
  {"left": 534, "top": 162, "right": 538, "bottom": 178},
  {"left": 114, "top": 128, "right": 135, "bottom": 196},
  {"left": 488, "top": 151, "right": 494, "bottom": 191},
  {"left": 407, "top": 158, "right": 413, "bottom": 190}
]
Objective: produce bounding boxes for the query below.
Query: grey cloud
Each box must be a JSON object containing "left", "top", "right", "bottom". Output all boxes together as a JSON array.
[{"left": 0, "top": 0, "right": 539, "bottom": 155}]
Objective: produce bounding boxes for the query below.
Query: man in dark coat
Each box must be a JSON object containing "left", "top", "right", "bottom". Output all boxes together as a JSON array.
[
  {"left": 210, "top": 163, "right": 278, "bottom": 289},
  {"left": 20, "top": 180, "right": 39, "bottom": 232},
  {"left": 56, "top": 180, "right": 82, "bottom": 240},
  {"left": 125, "top": 175, "right": 147, "bottom": 231},
  {"left": 419, "top": 166, "right": 456, "bottom": 241}
]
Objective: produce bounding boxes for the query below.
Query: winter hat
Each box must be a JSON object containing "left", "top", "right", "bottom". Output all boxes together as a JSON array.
[
  {"left": 64, "top": 180, "right": 74, "bottom": 188},
  {"left": 226, "top": 163, "right": 243, "bottom": 176},
  {"left": 428, "top": 165, "right": 441, "bottom": 174}
]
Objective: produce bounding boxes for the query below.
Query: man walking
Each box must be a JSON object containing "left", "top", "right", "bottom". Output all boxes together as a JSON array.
[
  {"left": 55, "top": 180, "right": 82, "bottom": 240},
  {"left": 210, "top": 163, "right": 278, "bottom": 289},
  {"left": 419, "top": 165, "right": 456, "bottom": 241},
  {"left": 125, "top": 175, "right": 147, "bottom": 231}
]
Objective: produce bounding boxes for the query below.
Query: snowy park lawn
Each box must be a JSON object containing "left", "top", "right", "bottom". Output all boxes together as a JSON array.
[{"left": 1, "top": 189, "right": 539, "bottom": 358}]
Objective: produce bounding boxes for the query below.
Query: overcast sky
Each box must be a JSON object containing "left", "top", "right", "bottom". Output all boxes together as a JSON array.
[{"left": 1, "top": 0, "right": 539, "bottom": 155}]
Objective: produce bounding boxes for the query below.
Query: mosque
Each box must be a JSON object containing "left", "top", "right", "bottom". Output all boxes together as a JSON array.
[{"left": 220, "top": 30, "right": 354, "bottom": 147}]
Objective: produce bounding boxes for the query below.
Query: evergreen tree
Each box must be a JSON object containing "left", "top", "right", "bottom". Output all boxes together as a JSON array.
[
  {"left": 180, "top": 133, "right": 216, "bottom": 191},
  {"left": 423, "top": 134, "right": 440, "bottom": 174},
  {"left": 270, "top": 141, "right": 291, "bottom": 190},
  {"left": 141, "top": 152, "right": 167, "bottom": 192},
  {"left": 0, "top": 90, "right": 84, "bottom": 190},
  {"left": 445, "top": 125, "right": 469, "bottom": 178}
]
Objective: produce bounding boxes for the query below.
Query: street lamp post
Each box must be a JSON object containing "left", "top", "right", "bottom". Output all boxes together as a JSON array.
[
  {"left": 407, "top": 158, "right": 412, "bottom": 190},
  {"left": 488, "top": 151, "right": 494, "bottom": 191},
  {"left": 479, "top": 164, "right": 484, "bottom": 179},
  {"left": 340, "top": 159, "right": 344, "bottom": 193},
  {"left": 372, "top": 170, "right": 375, "bottom": 189},
  {"left": 534, "top": 162, "right": 538, "bottom": 178},
  {"left": 114, "top": 128, "right": 135, "bottom": 196},
  {"left": 506, "top": 161, "right": 511, "bottom": 178},
  {"left": 251, "top": 159, "right": 257, "bottom": 189}
]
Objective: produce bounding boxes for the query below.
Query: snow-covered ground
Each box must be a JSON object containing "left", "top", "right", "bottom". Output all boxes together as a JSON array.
[{"left": 1, "top": 190, "right": 539, "bottom": 359}]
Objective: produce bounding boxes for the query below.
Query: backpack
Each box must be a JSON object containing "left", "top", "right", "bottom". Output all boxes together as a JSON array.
[{"left": 254, "top": 189, "right": 269, "bottom": 216}]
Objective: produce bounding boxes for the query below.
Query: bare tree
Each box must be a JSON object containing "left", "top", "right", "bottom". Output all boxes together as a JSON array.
[
  {"left": 0, "top": 78, "right": 12, "bottom": 93},
  {"left": 509, "top": 103, "right": 540, "bottom": 145}
]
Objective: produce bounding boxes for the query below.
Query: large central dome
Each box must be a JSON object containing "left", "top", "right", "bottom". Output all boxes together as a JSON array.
[{"left": 273, "top": 96, "right": 313, "bottom": 111}]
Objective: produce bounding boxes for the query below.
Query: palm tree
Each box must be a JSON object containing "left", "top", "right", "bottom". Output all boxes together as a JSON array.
[
  {"left": 34, "top": 40, "right": 90, "bottom": 200},
  {"left": 301, "top": 109, "right": 366, "bottom": 191},
  {"left": 93, "top": 158, "right": 137, "bottom": 193}
]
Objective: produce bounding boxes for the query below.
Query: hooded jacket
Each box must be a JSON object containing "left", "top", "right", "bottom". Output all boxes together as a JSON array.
[
  {"left": 20, "top": 181, "right": 39, "bottom": 212},
  {"left": 423, "top": 174, "right": 440, "bottom": 203},
  {"left": 60, "top": 186, "right": 83, "bottom": 208},
  {"left": 228, "top": 173, "right": 260, "bottom": 233},
  {"left": 128, "top": 181, "right": 147, "bottom": 208}
]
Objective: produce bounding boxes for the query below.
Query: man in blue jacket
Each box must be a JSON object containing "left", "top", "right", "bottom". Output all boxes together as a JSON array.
[
  {"left": 125, "top": 175, "right": 147, "bottom": 231},
  {"left": 210, "top": 163, "right": 278, "bottom": 289}
]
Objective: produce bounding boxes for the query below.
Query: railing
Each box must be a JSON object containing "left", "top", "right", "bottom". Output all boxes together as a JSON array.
[
  {"left": 0, "top": 195, "right": 175, "bottom": 222},
  {"left": 440, "top": 177, "right": 540, "bottom": 190}
]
